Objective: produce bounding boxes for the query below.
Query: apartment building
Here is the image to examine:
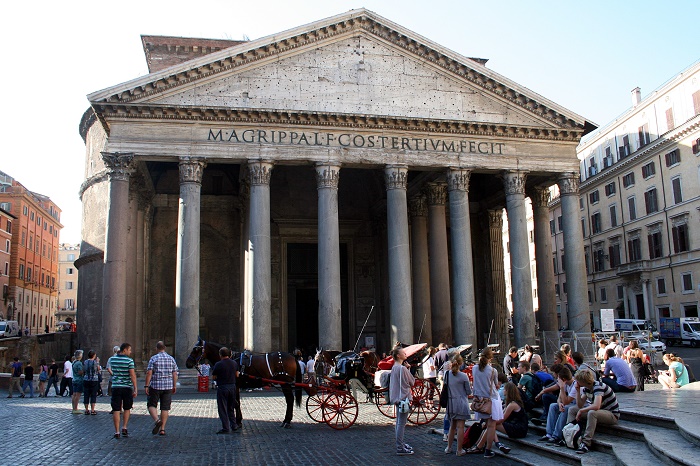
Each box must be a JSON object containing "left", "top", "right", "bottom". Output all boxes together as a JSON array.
[
  {"left": 0, "top": 206, "right": 16, "bottom": 318},
  {"left": 57, "top": 243, "right": 79, "bottom": 323}
]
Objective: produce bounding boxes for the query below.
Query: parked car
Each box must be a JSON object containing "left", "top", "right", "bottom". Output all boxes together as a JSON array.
[
  {"left": 636, "top": 337, "right": 666, "bottom": 353},
  {"left": 0, "top": 321, "right": 20, "bottom": 338}
]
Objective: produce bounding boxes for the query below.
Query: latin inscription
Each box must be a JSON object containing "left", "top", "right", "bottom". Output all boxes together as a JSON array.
[{"left": 207, "top": 128, "right": 505, "bottom": 155}]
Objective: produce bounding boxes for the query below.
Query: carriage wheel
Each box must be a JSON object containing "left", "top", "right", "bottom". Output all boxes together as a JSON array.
[
  {"left": 323, "top": 392, "right": 358, "bottom": 430},
  {"left": 305, "top": 390, "right": 328, "bottom": 423},
  {"left": 408, "top": 379, "right": 441, "bottom": 425},
  {"left": 374, "top": 389, "right": 396, "bottom": 419}
]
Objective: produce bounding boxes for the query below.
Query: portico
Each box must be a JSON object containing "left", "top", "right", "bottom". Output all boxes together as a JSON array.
[{"left": 77, "top": 9, "right": 594, "bottom": 365}]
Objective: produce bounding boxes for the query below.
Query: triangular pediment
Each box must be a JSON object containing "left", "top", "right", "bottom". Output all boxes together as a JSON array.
[{"left": 88, "top": 9, "right": 593, "bottom": 134}]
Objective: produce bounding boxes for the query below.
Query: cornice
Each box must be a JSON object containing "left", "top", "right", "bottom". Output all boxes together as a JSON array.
[
  {"left": 91, "top": 103, "right": 583, "bottom": 142},
  {"left": 90, "top": 11, "right": 587, "bottom": 133},
  {"left": 74, "top": 250, "right": 104, "bottom": 270}
]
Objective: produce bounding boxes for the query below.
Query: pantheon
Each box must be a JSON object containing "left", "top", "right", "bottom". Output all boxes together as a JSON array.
[{"left": 77, "top": 9, "right": 595, "bottom": 365}]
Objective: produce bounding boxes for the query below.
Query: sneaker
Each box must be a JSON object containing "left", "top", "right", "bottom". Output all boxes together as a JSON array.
[
  {"left": 396, "top": 450, "right": 414, "bottom": 456},
  {"left": 442, "top": 433, "right": 448, "bottom": 442},
  {"left": 575, "top": 444, "right": 589, "bottom": 454},
  {"left": 483, "top": 449, "right": 495, "bottom": 458},
  {"left": 71, "top": 410, "right": 82, "bottom": 415},
  {"left": 456, "top": 449, "right": 467, "bottom": 457},
  {"left": 113, "top": 433, "right": 120, "bottom": 439},
  {"left": 404, "top": 444, "right": 413, "bottom": 452},
  {"left": 538, "top": 435, "right": 553, "bottom": 442},
  {"left": 554, "top": 439, "right": 567, "bottom": 447},
  {"left": 444, "top": 446, "right": 451, "bottom": 454},
  {"left": 495, "top": 442, "right": 511, "bottom": 454},
  {"left": 121, "top": 429, "right": 129, "bottom": 438}
]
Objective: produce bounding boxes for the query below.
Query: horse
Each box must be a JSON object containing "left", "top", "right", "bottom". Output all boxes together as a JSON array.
[{"left": 186, "top": 339, "right": 310, "bottom": 428}]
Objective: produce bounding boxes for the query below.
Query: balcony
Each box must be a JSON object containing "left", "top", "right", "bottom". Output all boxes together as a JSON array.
[{"left": 616, "top": 260, "right": 650, "bottom": 276}]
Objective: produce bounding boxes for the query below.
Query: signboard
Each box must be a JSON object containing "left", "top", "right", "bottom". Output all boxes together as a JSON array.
[{"left": 600, "top": 309, "right": 615, "bottom": 332}]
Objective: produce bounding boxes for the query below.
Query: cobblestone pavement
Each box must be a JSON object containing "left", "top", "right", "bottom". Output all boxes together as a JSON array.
[{"left": 1, "top": 386, "right": 522, "bottom": 466}]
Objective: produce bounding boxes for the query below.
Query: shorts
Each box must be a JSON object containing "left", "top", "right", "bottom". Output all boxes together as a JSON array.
[
  {"left": 111, "top": 387, "right": 134, "bottom": 412},
  {"left": 147, "top": 388, "right": 173, "bottom": 411},
  {"left": 72, "top": 380, "right": 84, "bottom": 393}
]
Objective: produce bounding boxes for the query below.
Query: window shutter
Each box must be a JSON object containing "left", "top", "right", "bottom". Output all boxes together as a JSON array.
[
  {"left": 672, "top": 226, "right": 679, "bottom": 253},
  {"left": 666, "top": 108, "right": 674, "bottom": 130}
]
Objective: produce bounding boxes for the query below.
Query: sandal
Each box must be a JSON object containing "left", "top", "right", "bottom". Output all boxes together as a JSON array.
[
  {"left": 159, "top": 430, "right": 166, "bottom": 436},
  {"left": 152, "top": 419, "right": 163, "bottom": 435},
  {"left": 91, "top": 411, "right": 97, "bottom": 415},
  {"left": 466, "top": 446, "right": 485, "bottom": 454},
  {"left": 84, "top": 410, "right": 90, "bottom": 415}
]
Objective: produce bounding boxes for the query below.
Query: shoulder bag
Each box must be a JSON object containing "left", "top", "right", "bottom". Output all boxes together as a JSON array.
[
  {"left": 439, "top": 372, "right": 449, "bottom": 409},
  {"left": 471, "top": 367, "right": 493, "bottom": 414}
]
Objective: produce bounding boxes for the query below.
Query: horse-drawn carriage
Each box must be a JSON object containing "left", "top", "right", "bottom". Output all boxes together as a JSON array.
[{"left": 308, "top": 343, "right": 441, "bottom": 430}]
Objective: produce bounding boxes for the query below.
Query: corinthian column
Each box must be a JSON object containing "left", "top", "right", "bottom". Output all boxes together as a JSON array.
[
  {"left": 489, "top": 209, "right": 510, "bottom": 353},
  {"left": 558, "top": 172, "right": 590, "bottom": 333},
  {"left": 316, "top": 163, "right": 342, "bottom": 349},
  {"left": 175, "top": 158, "right": 206, "bottom": 366},
  {"left": 530, "top": 187, "right": 557, "bottom": 333},
  {"left": 248, "top": 161, "right": 274, "bottom": 352},
  {"left": 101, "top": 152, "right": 135, "bottom": 362},
  {"left": 447, "top": 169, "right": 476, "bottom": 346},
  {"left": 409, "top": 195, "right": 431, "bottom": 342},
  {"left": 427, "top": 182, "right": 452, "bottom": 345},
  {"left": 384, "top": 165, "right": 413, "bottom": 345},
  {"left": 503, "top": 171, "right": 535, "bottom": 347}
]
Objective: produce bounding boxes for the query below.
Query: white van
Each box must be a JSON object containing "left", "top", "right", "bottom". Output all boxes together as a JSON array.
[{"left": 0, "top": 321, "right": 20, "bottom": 338}]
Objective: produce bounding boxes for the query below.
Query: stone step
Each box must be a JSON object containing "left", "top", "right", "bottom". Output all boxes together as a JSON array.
[{"left": 497, "top": 432, "right": 612, "bottom": 466}]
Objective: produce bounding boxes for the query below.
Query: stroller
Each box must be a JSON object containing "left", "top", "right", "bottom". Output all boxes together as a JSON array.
[{"left": 643, "top": 358, "right": 658, "bottom": 384}]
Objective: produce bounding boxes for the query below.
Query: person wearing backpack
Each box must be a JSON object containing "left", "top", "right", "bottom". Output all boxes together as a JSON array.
[
  {"left": 516, "top": 361, "right": 542, "bottom": 412},
  {"left": 566, "top": 369, "right": 620, "bottom": 454},
  {"left": 71, "top": 350, "right": 85, "bottom": 414},
  {"left": 82, "top": 350, "right": 100, "bottom": 415}
]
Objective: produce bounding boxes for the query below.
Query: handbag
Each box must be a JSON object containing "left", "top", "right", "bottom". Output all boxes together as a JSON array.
[
  {"left": 398, "top": 397, "right": 411, "bottom": 414},
  {"left": 471, "top": 395, "right": 492, "bottom": 414},
  {"left": 39, "top": 371, "right": 48, "bottom": 382},
  {"left": 439, "top": 372, "right": 449, "bottom": 409}
]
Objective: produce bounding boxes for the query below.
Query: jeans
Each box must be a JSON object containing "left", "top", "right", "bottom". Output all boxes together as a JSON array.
[
  {"left": 216, "top": 384, "right": 239, "bottom": 431},
  {"left": 395, "top": 410, "right": 409, "bottom": 452},
  {"left": 22, "top": 379, "right": 34, "bottom": 397},
  {"left": 546, "top": 402, "right": 573, "bottom": 440},
  {"left": 567, "top": 406, "right": 619, "bottom": 446},
  {"left": 601, "top": 377, "right": 635, "bottom": 393},
  {"left": 59, "top": 377, "right": 73, "bottom": 396},
  {"left": 540, "top": 392, "right": 558, "bottom": 419},
  {"left": 443, "top": 415, "right": 451, "bottom": 435},
  {"left": 45, "top": 376, "right": 59, "bottom": 397}
]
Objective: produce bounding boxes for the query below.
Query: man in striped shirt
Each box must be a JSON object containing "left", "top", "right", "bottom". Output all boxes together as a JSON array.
[
  {"left": 108, "top": 343, "right": 138, "bottom": 439},
  {"left": 566, "top": 369, "right": 620, "bottom": 454},
  {"left": 145, "top": 341, "right": 178, "bottom": 436}
]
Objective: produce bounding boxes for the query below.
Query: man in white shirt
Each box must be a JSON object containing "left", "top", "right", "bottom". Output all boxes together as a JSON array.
[
  {"left": 306, "top": 356, "right": 315, "bottom": 384},
  {"left": 60, "top": 356, "right": 74, "bottom": 397}
]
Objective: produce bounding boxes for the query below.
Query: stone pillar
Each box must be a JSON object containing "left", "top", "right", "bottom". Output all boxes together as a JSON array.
[
  {"left": 384, "top": 165, "right": 413, "bottom": 345},
  {"left": 489, "top": 210, "right": 510, "bottom": 353},
  {"left": 239, "top": 181, "right": 253, "bottom": 350},
  {"left": 530, "top": 187, "right": 558, "bottom": 333},
  {"left": 503, "top": 171, "right": 536, "bottom": 347},
  {"left": 248, "top": 162, "right": 274, "bottom": 352},
  {"left": 125, "top": 193, "right": 138, "bottom": 350},
  {"left": 175, "top": 158, "right": 206, "bottom": 366},
  {"left": 426, "top": 182, "right": 452, "bottom": 345},
  {"left": 447, "top": 169, "right": 476, "bottom": 346},
  {"left": 316, "top": 163, "right": 342, "bottom": 349},
  {"left": 558, "top": 172, "right": 591, "bottom": 333},
  {"left": 641, "top": 279, "right": 650, "bottom": 320},
  {"left": 134, "top": 202, "right": 147, "bottom": 365},
  {"left": 409, "top": 195, "right": 431, "bottom": 342},
  {"left": 101, "top": 152, "right": 135, "bottom": 361}
]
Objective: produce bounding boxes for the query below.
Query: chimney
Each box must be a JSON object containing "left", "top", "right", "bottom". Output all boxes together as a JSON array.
[{"left": 631, "top": 87, "right": 641, "bottom": 106}]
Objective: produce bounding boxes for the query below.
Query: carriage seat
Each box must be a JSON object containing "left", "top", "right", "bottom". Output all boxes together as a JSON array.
[{"left": 334, "top": 352, "right": 363, "bottom": 378}]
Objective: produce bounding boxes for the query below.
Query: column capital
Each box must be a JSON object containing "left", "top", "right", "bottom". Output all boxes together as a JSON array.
[
  {"left": 502, "top": 170, "right": 527, "bottom": 195},
  {"left": 408, "top": 195, "right": 428, "bottom": 217},
  {"left": 384, "top": 165, "right": 408, "bottom": 190},
  {"left": 425, "top": 182, "right": 447, "bottom": 205},
  {"left": 446, "top": 168, "right": 472, "bottom": 192},
  {"left": 315, "top": 163, "right": 341, "bottom": 189},
  {"left": 488, "top": 209, "right": 503, "bottom": 229},
  {"left": 246, "top": 161, "right": 274, "bottom": 186},
  {"left": 557, "top": 172, "right": 580, "bottom": 195},
  {"left": 101, "top": 152, "right": 135, "bottom": 181},
  {"left": 529, "top": 186, "right": 551, "bottom": 207},
  {"left": 179, "top": 158, "right": 206, "bottom": 184}
]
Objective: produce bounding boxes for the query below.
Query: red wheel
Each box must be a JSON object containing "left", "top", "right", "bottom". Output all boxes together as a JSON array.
[
  {"left": 323, "top": 392, "right": 358, "bottom": 430},
  {"left": 374, "top": 388, "right": 396, "bottom": 419},
  {"left": 408, "top": 378, "right": 441, "bottom": 425},
  {"left": 306, "top": 390, "right": 328, "bottom": 423}
]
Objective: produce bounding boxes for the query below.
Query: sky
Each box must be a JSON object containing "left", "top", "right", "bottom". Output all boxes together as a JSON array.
[{"left": 1, "top": 0, "right": 698, "bottom": 244}]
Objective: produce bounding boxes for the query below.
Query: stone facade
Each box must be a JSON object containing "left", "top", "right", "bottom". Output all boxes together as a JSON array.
[{"left": 78, "top": 9, "right": 593, "bottom": 364}]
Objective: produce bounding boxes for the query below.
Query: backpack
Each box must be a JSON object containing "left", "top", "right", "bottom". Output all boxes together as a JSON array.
[
  {"left": 463, "top": 421, "right": 484, "bottom": 448},
  {"left": 685, "top": 364, "right": 696, "bottom": 383},
  {"left": 562, "top": 421, "right": 585, "bottom": 449}
]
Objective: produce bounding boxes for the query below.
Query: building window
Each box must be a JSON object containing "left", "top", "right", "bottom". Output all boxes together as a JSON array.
[
  {"left": 5, "top": 219, "right": 11, "bottom": 233},
  {"left": 648, "top": 230, "right": 663, "bottom": 259},
  {"left": 617, "top": 285, "right": 624, "bottom": 300},
  {"left": 589, "top": 190, "right": 600, "bottom": 204},
  {"left": 620, "top": 135, "right": 631, "bottom": 158},
  {"left": 30, "top": 211, "right": 34, "bottom": 221},
  {"left": 68, "top": 253, "right": 75, "bottom": 261},
  {"left": 588, "top": 157, "right": 598, "bottom": 177},
  {"left": 657, "top": 277, "right": 667, "bottom": 296},
  {"left": 555, "top": 284, "right": 560, "bottom": 296},
  {"left": 579, "top": 197, "right": 584, "bottom": 210},
  {"left": 22, "top": 205, "right": 28, "bottom": 216},
  {"left": 671, "top": 177, "right": 683, "bottom": 204},
  {"left": 604, "top": 146, "right": 613, "bottom": 168},
  {"left": 581, "top": 218, "right": 586, "bottom": 236},
  {"left": 66, "top": 268, "right": 74, "bottom": 275},
  {"left": 557, "top": 216, "right": 563, "bottom": 232},
  {"left": 5, "top": 239, "right": 9, "bottom": 253},
  {"left": 665, "top": 149, "right": 681, "bottom": 167},
  {"left": 672, "top": 223, "right": 690, "bottom": 253},
  {"left": 600, "top": 287, "right": 607, "bottom": 303},
  {"left": 638, "top": 123, "right": 650, "bottom": 148},
  {"left": 27, "top": 267, "right": 32, "bottom": 281},
  {"left": 610, "top": 205, "right": 618, "bottom": 227},
  {"left": 605, "top": 182, "right": 616, "bottom": 196},
  {"left": 3, "top": 262, "right": 7, "bottom": 276},
  {"left": 588, "top": 290, "right": 592, "bottom": 303},
  {"left": 628, "top": 196, "right": 637, "bottom": 220},
  {"left": 644, "top": 188, "right": 658, "bottom": 214},
  {"left": 563, "top": 282, "right": 567, "bottom": 294},
  {"left": 550, "top": 219, "right": 555, "bottom": 235},
  {"left": 623, "top": 172, "right": 635, "bottom": 188},
  {"left": 593, "top": 247, "right": 605, "bottom": 272},
  {"left": 658, "top": 306, "right": 671, "bottom": 318},
  {"left": 681, "top": 273, "right": 694, "bottom": 293},
  {"left": 665, "top": 108, "right": 675, "bottom": 131},
  {"left": 66, "top": 282, "right": 74, "bottom": 290},
  {"left": 19, "top": 264, "right": 24, "bottom": 279},
  {"left": 561, "top": 254, "right": 566, "bottom": 272},
  {"left": 609, "top": 242, "right": 621, "bottom": 268},
  {"left": 642, "top": 162, "right": 656, "bottom": 179},
  {"left": 529, "top": 230, "right": 534, "bottom": 243},
  {"left": 628, "top": 236, "right": 642, "bottom": 262},
  {"left": 552, "top": 255, "right": 558, "bottom": 274},
  {"left": 591, "top": 213, "right": 602, "bottom": 234}
]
